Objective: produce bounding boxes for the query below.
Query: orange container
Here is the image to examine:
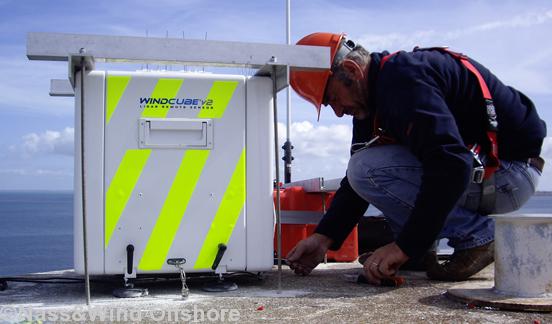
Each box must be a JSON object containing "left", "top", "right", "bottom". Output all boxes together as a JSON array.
[
  {"left": 274, "top": 186, "right": 358, "bottom": 262},
  {"left": 306, "top": 224, "right": 358, "bottom": 262},
  {"left": 275, "top": 224, "right": 308, "bottom": 258},
  {"left": 277, "top": 186, "right": 333, "bottom": 211}
]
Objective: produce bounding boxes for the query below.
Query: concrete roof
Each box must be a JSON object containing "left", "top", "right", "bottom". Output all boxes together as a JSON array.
[{"left": 0, "top": 263, "right": 550, "bottom": 323}]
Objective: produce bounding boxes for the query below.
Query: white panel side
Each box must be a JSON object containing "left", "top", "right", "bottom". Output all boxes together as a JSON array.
[
  {"left": 101, "top": 71, "right": 247, "bottom": 274},
  {"left": 74, "top": 70, "right": 105, "bottom": 274},
  {"left": 245, "top": 76, "right": 275, "bottom": 271}
]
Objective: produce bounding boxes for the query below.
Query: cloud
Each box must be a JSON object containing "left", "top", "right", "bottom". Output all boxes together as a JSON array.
[
  {"left": 357, "top": 10, "right": 552, "bottom": 51},
  {"left": 354, "top": 8, "right": 552, "bottom": 98},
  {"left": 10, "top": 127, "right": 74, "bottom": 157},
  {"left": 468, "top": 10, "right": 552, "bottom": 31},
  {"left": 0, "top": 57, "right": 73, "bottom": 115},
  {"left": 541, "top": 137, "right": 552, "bottom": 157},
  {"left": 0, "top": 169, "right": 26, "bottom": 175},
  {"left": 0, "top": 168, "right": 71, "bottom": 176},
  {"left": 277, "top": 121, "right": 352, "bottom": 181}
]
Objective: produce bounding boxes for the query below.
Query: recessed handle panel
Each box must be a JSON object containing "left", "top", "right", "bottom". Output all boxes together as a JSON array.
[{"left": 139, "top": 118, "right": 213, "bottom": 149}]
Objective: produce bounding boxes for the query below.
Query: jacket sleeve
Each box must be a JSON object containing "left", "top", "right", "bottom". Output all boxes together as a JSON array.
[
  {"left": 313, "top": 117, "right": 372, "bottom": 250},
  {"left": 314, "top": 176, "right": 369, "bottom": 250}
]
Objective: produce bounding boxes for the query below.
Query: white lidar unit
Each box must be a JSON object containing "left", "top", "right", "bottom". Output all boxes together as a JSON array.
[
  {"left": 73, "top": 70, "right": 275, "bottom": 275},
  {"left": 26, "top": 32, "right": 330, "bottom": 279}
]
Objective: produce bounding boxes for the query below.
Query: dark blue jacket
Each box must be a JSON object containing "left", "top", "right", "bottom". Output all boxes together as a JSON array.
[{"left": 315, "top": 50, "right": 547, "bottom": 258}]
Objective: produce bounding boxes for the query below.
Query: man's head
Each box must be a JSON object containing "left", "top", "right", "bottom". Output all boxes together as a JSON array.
[{"left": 290, "top": 32, "right": 371, "bottom": 120}]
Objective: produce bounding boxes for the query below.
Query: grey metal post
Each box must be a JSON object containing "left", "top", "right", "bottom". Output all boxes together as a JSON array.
[
  {"left": 272, "top": 62, "right": 283, "bottom": 293},
  {"left": 285, "top": 0, "right": 291, "bottom": 136},
  {"left": 322, "top": 192, "right": 328, "bottom": 264},
  {"left": 283, "top": 0, "right": 293, "bottom": 183},
  {"left": 79, "top": 56, "right": 91, "bottom": 305}
]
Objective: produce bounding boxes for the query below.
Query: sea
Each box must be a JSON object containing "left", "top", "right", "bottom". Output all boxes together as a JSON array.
[{"left": 0, "top": 191, "right": 550, "bottom": 276}]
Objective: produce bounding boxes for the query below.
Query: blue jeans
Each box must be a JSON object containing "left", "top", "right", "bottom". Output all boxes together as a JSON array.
[{"left": 347, "top": 145, "right": 541, "bottom": 251}]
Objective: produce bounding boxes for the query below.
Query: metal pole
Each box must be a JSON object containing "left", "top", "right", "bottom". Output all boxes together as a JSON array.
[
  {"left": 322, "top": 192, "right": 328, "bottom": 264},
  {"left": 286, "top": 0, "right": 291, "bottom": 139},
  {"left": 283, "top": 0, "right": 293, "bottom": 183},
  {"left": 145, "top": 30, "right": 149, "bottom": 70},
  {"left": 272, "top": 63, "right": 282, "bottom": 293},
  {"left": 80, "top": 56, "right": 91, "bottom": 305}
]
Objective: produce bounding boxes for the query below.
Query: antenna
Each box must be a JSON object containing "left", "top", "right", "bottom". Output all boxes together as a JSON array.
[
  {"left": 182, "top": 31, "right": 187, "bottom": 71},
  {"left": 203, "top": 32, "right": 208, "bottom": 72},
  {"left": 145, "top": 30, "right": 149, "bottom": 70},
  {"left": 283, "top": 0, "right": 294, "bottom": 184},
  {"left": 165, "top": 31, "right": 169, "bottom": 71}
]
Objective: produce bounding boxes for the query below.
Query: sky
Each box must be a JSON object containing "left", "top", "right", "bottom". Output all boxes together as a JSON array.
[{"left": 0, "top": 0, "right": 551, "bottom": 191}]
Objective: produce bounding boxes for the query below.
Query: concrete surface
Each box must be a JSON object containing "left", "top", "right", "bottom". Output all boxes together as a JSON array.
[{"left": 0, "top": 263, "right": 551, "bottom": 323}]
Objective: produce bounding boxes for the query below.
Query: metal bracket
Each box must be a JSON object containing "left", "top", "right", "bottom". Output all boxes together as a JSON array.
[
  {"left": 167, "top": 258, "right": 189, "bottom": 298},
  {"left": 124, "top": 266, "right": 137, "bottom": 281},
  {"left": 282, "top": 177, "right": 341, "bottom": 193},
  {"left": 255, "top": 57, "right": 289, "bottom": 92},
  {"left": 53, "top": 57, "right": 289, "bottom": 96},
  {"left": 27, "top": 32, "right": 330, "bottom": 93},
  {"left": 68, "top": 53, "right": 95, "bottom": 87},
  {"left": 215, "top": 265, "right": 227, "bottom": 275},
  {"left": 50, "top": 79, "right": 74, "bottom": 97},
  {"left": 27, "top": 32, "right": 329, "bottom": 71},
  {"left": 280, "top": 210, "right": 325, "bottom": 224}
]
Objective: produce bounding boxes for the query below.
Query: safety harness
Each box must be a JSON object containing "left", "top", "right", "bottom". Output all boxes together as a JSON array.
[{"left": 375, "top": 47, "right": 500, "bottom": 214}]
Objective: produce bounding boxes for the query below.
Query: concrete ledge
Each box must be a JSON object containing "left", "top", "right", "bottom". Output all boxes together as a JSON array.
[{"left": 1, "top": 263, "right": 549, "bottom": 323}]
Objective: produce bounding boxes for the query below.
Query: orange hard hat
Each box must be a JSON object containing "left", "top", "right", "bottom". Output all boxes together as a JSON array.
[{"left": 290, "top": 32, "right": 348, "bottom": 118}]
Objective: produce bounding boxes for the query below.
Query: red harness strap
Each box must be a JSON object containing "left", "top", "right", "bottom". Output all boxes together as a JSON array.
[
  {"left": 378, "top": 47, "right": 500, "bottom": 179},
  {"left": 379, "top": 51, "right": 400, "bottom": 70}
]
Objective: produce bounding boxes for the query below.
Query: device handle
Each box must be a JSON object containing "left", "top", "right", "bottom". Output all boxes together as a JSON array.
[{"left": 211, "top": 244, "right": 227, "bottom": 270}]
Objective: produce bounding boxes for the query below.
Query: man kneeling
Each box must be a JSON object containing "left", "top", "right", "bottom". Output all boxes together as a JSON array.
[{"left": 286, "top": 32, "right": 546, "bottom": 284}]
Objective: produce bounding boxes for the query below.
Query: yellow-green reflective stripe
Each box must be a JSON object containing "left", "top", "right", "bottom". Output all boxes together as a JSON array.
[
  {"left": 138, "top": 150, "right": 210, "bottom": 270},
  {"left": 141, "top": 78, "right": 184, "bottom": 118},
  {"left": 194, "top": 149, "right": 246, "bottom": 269},
  {"left": 197, "top": 81, "right": 239, "bottom": 119},
  {"left": 105, "top": 78, "right": 181, "bottom": 248},
  {"left": 106, "top": 76, "right": 131, "bottom": 125},
  {"left": 105, "top": 149, "right": 151, "bottom": 248},
  {"left": 135, "top": 79, "right": 240, "bottom": 269}
]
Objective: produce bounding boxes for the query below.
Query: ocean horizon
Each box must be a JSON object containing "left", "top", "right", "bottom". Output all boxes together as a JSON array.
[{"left": 0, "top": 190, "right": 550, "bottom": 276}]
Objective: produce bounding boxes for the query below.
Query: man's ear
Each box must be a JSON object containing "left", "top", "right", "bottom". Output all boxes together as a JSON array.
[{"left": 342, "top": 59, "right": 365, "bottom": 80}]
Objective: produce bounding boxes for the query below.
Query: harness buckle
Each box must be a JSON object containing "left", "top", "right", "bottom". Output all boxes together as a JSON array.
[
  {"left": 470, "top": 144, "right": 485, "bottom": 184},
  {"left": 472, "top": 166, "right": 485, "bottom": 184},
  {"left": 485, "top": 99, "right": 498, "bottom": 131}
]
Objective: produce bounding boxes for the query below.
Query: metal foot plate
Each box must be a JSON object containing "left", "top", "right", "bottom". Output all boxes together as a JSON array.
[
  {"left": 113, "top": 287, "right": 149, "bottom": 298},
  {"left": 447, "top": 281, "right": 552, "bottom": 312},
  {"left": 202, "top": 281, "right": 238, "bottom": 293}
]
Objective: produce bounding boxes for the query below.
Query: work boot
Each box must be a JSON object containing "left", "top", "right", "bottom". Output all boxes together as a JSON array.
[{"left": 426, "top": 241, "right": 494, "bottom": 281}]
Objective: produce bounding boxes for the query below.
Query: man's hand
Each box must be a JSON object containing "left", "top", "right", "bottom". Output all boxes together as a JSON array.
[
  {"left": 362, "top": 242, "right": 409, "bottom": 285},
  {"left": 286, "top": 233, "right": 333, "bottom": 276}
]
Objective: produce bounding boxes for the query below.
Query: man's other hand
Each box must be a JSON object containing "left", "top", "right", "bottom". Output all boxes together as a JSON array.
[
  {"left": 362, "top": 242, "right": 409, "bottom": 285},
  {"left": 285, "top": 233, "right": 333, "bottom": 276}
]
